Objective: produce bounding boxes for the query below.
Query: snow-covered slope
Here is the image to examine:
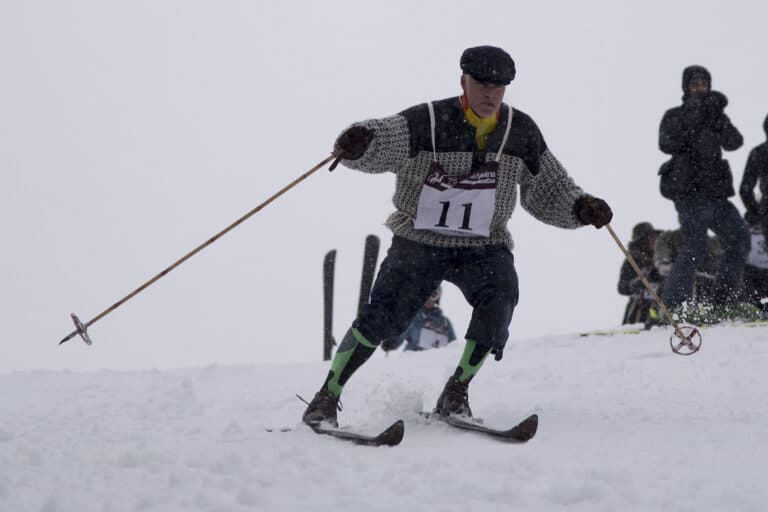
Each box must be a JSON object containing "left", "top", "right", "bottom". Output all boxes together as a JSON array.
[{"left": 2, "top": 324, "right": 766, "bottom": 511}]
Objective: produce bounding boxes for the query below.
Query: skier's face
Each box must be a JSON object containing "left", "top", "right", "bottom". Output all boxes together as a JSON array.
[{"left": 461, "top": 74, "right": 506, "bottom": 118}]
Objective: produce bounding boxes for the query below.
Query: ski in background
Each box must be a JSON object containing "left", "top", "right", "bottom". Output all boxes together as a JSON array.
[
  {"left": 579, "top": 327, "right": 644, "bottom": 337},
  {"left": 579, "top": 319, "right": 768, "bottom": 338},
  {"left": 322, "top": 235, "right": 381, "bottom": 361},
  {"left": 322, "top": 250, "right": 336, "bottom": 361},
  {"left": 357, "top": 235, "right": 380, "bottom": 316}
]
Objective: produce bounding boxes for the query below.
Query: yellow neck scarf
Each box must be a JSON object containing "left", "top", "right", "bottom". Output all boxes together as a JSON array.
[{"left": 461, "top": 95, "right": 500, "bottom": 150}]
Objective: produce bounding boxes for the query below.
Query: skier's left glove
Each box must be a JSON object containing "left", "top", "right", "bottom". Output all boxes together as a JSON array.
[
  {"left": 575, "top": 195, "right": 613, "bottom": 228},
  {"left": 330, "top": 125, "right": 375, "bottom": 171}
]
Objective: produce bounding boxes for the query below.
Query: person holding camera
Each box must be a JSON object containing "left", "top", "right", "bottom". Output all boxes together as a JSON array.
[{"left": 657, "top": 65, "right": 749, "bottom": 311}]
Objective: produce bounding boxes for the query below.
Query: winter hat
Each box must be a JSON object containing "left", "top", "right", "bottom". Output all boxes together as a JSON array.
[
  {"left": 460, "top": 46, "right": 516, "bottom": 85},
  {"left": 631, "top": 222, "right": 660, "bottom": 241},
  {"left": 682, "top": 65, "right": 711, "bottom": 91}
]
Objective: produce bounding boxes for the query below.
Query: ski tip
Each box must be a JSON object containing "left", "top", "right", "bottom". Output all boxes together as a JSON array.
[
  {"left": 379, "top": 419, "right": 405, "bottom": 446},
  {"left": 516, "top": 414, "right": 538, "bottom": 441}
]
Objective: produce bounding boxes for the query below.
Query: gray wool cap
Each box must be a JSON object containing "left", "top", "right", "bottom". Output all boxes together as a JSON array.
[{"left": 460, "top": 46, "right": 516, "bottom": 85}]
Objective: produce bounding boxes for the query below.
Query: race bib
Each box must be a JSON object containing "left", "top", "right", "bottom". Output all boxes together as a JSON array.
[{"left": 414, "top": 162, "right": 497, "bottom": 238}]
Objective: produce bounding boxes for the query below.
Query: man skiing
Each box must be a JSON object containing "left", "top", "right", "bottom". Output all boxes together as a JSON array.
[{"left": 303, "top": 45, "right": 613, "bottom": 427}]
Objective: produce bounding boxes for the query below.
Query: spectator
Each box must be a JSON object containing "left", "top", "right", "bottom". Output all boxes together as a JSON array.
[
  {"left": 739, "top": 113, "right": 768, "bottom": 243},
  {"left": 381, "top": 286, "right": 456, "bottom": 352},
  {"left": 657, "top": 65, "right": 749, "bottom": 310},
  {"left": 617, "top": 222, "right": 662, "bottom": 325},
  {"left": 742, "top": 221, "right": 768, "bottom": 314}
]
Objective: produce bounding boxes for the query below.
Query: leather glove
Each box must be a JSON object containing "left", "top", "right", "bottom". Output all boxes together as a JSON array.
[
  {"left": 703, "top": 90, "right": 727, "bottom": 112},
  {"left": 329, "top": 125, "right": 374, "bottom": 171},
  {"left": 575, "top": 195, "right": 613, "bottom": 228},
  {"left": 701, "top": 92, "right": 726, "bottom": 125}
]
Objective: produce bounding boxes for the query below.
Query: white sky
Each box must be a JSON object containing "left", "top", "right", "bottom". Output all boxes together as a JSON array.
[{"left": 2, "top": 0, "right": 767, "bottom": 372}]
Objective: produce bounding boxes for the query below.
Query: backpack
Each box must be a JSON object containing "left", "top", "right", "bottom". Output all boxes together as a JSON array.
[{"left": 658, "top": 156, "right": 690, "bottom": 200}]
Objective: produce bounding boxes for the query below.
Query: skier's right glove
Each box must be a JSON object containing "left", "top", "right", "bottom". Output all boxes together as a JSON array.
[
  {"left": 575, "top": 195, "right": 613, "bottom": 228},
  {"left": 329, "top": 125, "right": 375, "bottom": 171}
]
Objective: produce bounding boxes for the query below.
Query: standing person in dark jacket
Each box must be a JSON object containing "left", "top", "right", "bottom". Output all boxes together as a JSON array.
[
  {"left": 657, "top": 65, "right": 749, "bottom": 310},
  {"left": 618, "top": 222, "right": 662, "bottom": 325},
  {"left": 654, "top": 228, "right": 722, "bottom": 303},
  {"left": 301, "top": 46, "right": 613, "bottom": 427},
  {"left": 739, "top": 114, "right": 768, "bottom": 243}
]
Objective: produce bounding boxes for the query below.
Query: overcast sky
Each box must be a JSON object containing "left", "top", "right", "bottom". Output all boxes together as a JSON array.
[{"left": 2, "top": 0, "right": 767, "bottom": 373}]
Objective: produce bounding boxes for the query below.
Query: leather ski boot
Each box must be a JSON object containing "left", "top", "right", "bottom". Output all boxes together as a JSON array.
[
  {"left": 302, "top": 387, "right": 340, "bottom": 428},
  {"left": 434, "top": 375, "right": 473, "bottom": 418}
]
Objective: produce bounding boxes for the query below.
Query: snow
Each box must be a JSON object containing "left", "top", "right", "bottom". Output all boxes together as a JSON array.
[{"left": 2, "top": 324, "right": 767, "bottom": 511}]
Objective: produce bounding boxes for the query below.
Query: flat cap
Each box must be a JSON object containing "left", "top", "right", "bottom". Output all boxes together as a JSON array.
[{"left": 460, "top": 46, "right": 516, "bottom": 85}]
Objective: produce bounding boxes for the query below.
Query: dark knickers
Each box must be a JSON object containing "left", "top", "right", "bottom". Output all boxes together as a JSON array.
[{"left": 353, "top": 236, "right": 518, "bottom": 353}]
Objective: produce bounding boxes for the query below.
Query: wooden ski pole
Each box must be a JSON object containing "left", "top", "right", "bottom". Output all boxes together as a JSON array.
[
  {"left": 605, "top": 224, "right": 689, "bottom": 342},
  {"left": 59, "top": 153, "right": 337, "bottom": 346}
]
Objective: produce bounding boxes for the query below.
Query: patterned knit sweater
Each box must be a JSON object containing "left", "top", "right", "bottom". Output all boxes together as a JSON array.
[{"left": 336, "top": 96, "right": 587, "bottom": 249}]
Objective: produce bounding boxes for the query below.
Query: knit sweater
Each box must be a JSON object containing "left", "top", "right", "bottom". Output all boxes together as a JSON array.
[{"left": 336, "top": 96, "right": 587, "bottom": 249}]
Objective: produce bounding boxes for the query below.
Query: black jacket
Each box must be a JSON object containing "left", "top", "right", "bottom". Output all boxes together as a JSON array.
[
  {"left": 658, "top": 90, "right": 743, "bottom": 200},
  {"left": 617, "top": 238, "right": 661, "bottom": 325},
  {"left": 617, "top": 239, "right": 659, "bottom": 296},
  {"left": 739, "top": 114, "right": 768, "bottom": 224}
]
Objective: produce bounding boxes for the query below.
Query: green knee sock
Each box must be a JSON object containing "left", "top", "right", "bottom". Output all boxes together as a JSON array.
[
  {"left": 324, "top": 327, "right": 377, "bottom": 397},
  {"left": 455, "top": 339, "right": 490, "bottom": 383}
]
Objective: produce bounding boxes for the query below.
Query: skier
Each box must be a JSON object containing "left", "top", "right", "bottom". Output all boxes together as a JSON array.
[
  {"left": 381, "top": 286, "right": 456, "bottom": 352},
  {"left": 302, "top": 45, "right": 613, "bottom": 427}
]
